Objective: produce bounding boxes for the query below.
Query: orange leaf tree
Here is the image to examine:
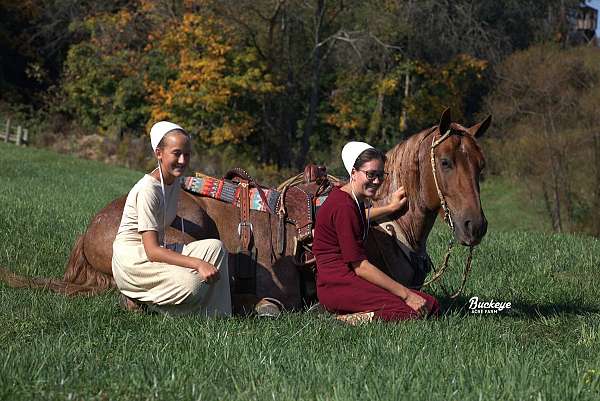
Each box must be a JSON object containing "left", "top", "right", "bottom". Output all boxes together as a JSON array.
[{"left": 145, "top": 13, "right": 281, "bottom": 146}]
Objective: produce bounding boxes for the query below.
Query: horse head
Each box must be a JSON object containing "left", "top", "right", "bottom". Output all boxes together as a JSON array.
[
  {"left": 424, "top": 108, "right": 490, "bottom": 246},
  {"left": 379, "top": 108, "right": 490, "bottom": 250}
]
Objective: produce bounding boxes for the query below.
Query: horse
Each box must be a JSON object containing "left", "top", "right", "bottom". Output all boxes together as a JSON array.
[{"left": 0, "top": 108, "right": 490, "bottom": 310}]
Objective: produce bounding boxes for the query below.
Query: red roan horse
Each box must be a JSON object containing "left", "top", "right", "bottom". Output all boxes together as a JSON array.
[{"left": 0, "top": 109, "right": 490, "bottom": 311}]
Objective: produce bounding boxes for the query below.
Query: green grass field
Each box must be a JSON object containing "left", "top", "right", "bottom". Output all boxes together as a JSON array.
[{"left": 1, "top": 142, "right": 599, "bottom": 401}]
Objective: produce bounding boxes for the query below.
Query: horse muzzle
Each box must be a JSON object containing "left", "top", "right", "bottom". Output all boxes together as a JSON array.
[{"left": 454, "top": 212, "right": 488, "bottom": 246}]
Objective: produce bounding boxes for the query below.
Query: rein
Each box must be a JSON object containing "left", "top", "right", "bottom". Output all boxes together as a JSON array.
[{"left": 422, "top": 128, "right": 475, "bottom": 299}]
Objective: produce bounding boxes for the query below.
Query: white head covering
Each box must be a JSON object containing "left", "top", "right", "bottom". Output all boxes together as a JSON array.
[
  {"left": 150, "top": 121, "right": 185, "bottom": 152},
  {"left": 341, "top": 141, "right": 374, "bottom": 176}
]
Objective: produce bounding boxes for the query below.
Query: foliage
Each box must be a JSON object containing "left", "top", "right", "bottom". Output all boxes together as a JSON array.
[
  {"left": 484, "top": 44, "right": 600, "bottom": 235},
  {"left": 60, "top": 2, "right": 281, "bottom": 145},
  {"left": 325, "top": 55, "right": 487, "bottom": 149},
  {"left": 146, "top": 12, "right": 281, "bottom": 145},
  {"left": 61, "top": 7, "right": 150, "bottom": 136}
]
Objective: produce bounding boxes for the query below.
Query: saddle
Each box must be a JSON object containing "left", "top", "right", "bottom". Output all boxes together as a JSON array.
[
  {"left": 182, "top": 164, "right": 338, "bottom": 301},
  {"left": 276, "top": 164, "right": 335, "bottom": 264}
]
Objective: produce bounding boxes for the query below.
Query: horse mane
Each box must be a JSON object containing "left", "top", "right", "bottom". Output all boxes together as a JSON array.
[
  {"left": 378, "top": 126, "right": 437, "bottom": 209},
  {"left": 378, "top": 122, "right": 480, "bottom": 209}
]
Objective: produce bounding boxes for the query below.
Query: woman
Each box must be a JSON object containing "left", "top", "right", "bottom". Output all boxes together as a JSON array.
[
  {"left": 112, "top": 121, "right": 232, "bottom": 316},
  {"left": 313, "top": 141, "right": 439, "bottom": 321}
]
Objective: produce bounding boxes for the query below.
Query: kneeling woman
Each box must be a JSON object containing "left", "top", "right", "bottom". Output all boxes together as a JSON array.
[
  {"left": 112, "top": 121, "right": 231, "bottom": 316},
  {"left": 313, "top": 142, "right": 439, "bottom": 321}
]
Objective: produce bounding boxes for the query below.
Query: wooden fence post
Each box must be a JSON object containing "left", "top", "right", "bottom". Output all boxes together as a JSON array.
[
  {"left": 16, "top": 126, "right": 23, "bottom": 146},
  {"left": 23, "top": 129, "right": 29, "bottom": 145},
  {"left": 4, "top": 118, "right": 9, "bottom": 143}
]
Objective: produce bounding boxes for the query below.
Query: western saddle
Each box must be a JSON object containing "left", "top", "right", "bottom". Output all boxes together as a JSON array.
[{"left": 183, "top": 164, "right": 339, "bottom": 304}]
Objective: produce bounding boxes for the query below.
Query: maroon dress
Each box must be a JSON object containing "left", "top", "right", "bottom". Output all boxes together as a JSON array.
[{"left": 313, "top": 187, "right": 439, "bottom": 321}]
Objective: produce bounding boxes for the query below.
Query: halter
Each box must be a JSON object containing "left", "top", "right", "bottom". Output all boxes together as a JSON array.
[{"left": 422, "top": 128, "right": 475, "bottom": 299}]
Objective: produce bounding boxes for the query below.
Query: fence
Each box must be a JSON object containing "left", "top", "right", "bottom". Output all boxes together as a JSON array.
[{"left": 2, "top": 118, "right": 29, "bottom": 146}]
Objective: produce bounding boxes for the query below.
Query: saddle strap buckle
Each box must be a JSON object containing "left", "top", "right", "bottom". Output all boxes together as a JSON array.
[{"left": 237, "top": 222, "right": 254, "bottom": 238}]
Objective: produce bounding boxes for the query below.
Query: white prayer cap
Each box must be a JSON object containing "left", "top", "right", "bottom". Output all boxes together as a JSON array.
[
  {"left": 341, "top": 141, "right": 374, "bottom": 176},
  {"left": 150, "top": 121, "right": 186, "bottom": 151}
]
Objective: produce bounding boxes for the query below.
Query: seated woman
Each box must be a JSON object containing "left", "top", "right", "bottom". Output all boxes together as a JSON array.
[
  {"left": 112, "top": 121, "right": 231, "bottom": 316},
  {"left": 313, "top": 142, "right": 439, "bottom": 321}
]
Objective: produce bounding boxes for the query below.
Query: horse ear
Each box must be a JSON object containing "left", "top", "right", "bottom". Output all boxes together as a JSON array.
[
  {"left": 439, "top": 108, "right": 451, "bottom": 134},
  {"left": 468, "top": 115, "right": 492, "bottom": 138}
]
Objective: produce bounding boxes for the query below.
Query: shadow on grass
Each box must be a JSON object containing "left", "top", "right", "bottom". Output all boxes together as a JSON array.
[{"left": 438, "top": 295, "right": 600, "bottom": 318}]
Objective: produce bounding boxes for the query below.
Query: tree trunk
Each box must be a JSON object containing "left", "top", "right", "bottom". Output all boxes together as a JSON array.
[
  {"left": 541, "top": 181, "right": 560, "bottom": 232},
  {"left": 278, "top": 3, "right": 298, "bottom": 169},
  {"left": 543, "top": 114, "right": 563, "bottom": 233},
  {"left": 399, "top": 71, "right": 410, "bottom": 132},
  {"left": 296, "top": 0, "right": 325, "bottom": 168},
  {"left": 367, "top": 84, "right": 385, "bottom": 144}
]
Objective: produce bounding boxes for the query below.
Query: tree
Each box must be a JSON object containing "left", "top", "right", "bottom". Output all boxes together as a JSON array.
[
  {"left": 145, "top": 12, "right": 280, "bottom": 146},
  {"left": 485, "top": 44, "right": 600, "bottom": 235},
  {"left": 61, "top": 6, "right": 150, "bottom": 136}
]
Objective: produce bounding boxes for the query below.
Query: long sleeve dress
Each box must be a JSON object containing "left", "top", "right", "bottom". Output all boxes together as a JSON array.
[
  {"left": 313, "top": 187, "right": 439, "bottom": 321},
  {"left": 111, "top": 174, "right": 232, "bottom": 316}
]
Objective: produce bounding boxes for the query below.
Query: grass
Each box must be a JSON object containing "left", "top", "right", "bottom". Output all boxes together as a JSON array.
[
  {"left": 479, "top": 175, "right": 552, "bottom": 233},
  {"left": 1, "top": 142, "right": 600, "bottom": 401}
]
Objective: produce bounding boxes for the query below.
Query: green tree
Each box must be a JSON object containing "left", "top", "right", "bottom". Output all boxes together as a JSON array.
[{"left": 61, "top": 7, "right": 149, "bottom": 137}]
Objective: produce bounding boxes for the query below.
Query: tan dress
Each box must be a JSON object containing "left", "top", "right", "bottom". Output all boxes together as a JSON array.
[{"left": 112, "top": 174, "right": 232, "bottom": 316}]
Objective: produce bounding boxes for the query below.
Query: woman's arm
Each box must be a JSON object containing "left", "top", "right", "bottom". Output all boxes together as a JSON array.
[
  {"left": 141, "top": 231, "right": 220, "bottom": 283},
  {"left": 352, "top": 259, "right": 428, "bottom": 314},
  {"left": 368, "top": 186, "right": 408, "bottom": 220}
]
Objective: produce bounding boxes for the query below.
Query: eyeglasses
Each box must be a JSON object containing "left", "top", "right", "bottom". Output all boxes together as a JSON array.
[{"left": 358, "top": 170, "right": 388, "bottom": 181}]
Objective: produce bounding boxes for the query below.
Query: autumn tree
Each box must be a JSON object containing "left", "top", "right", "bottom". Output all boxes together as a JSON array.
[
  {"left": 145, "top": 12, "right": 280, "bottom": 146},
  {"left": 485, "top": 44, "right": 600, "bottom": 235},
  {"left": 60, "top": 0, "right": 280, "bottom": 147}
]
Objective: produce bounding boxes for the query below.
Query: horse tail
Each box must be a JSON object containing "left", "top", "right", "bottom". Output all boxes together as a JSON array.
[
  {"left": 63, "top": 235, "right": 115, "bottom": 291},
  {"left": 0, "top": 235, "right": 114, "bottom": 296}
]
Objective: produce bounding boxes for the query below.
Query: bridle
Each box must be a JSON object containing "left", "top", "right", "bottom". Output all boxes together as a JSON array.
[{"left": 422, "top": 128, "right": 476, "bottom": 299}]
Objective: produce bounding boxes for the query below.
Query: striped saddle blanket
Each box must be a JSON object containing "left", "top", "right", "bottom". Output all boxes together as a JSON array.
[{"left": 183, "top": 173, "right": 328, "bottom": 213}]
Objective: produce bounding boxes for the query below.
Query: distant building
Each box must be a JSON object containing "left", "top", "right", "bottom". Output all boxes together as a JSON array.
[{"left": 566, "top": 4, "right": 598, "bottom": 45}]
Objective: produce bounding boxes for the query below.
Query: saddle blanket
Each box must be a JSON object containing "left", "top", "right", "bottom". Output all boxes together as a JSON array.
[
  {"left": 183, "top": 174, "right": 329, "bottom": 214},
  {"left": 183, "top": 174, "right": 279, "bottom": 213}
]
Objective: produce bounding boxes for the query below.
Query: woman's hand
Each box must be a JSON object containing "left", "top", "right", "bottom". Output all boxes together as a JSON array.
[
  {"left": 367, "top": 186, "right": 409, "bottom": 220},
  {"left": 194, "top": 260, "right": 220, "bottom": 284},
  {"left": 404, "top": 291, "right": 429, "bottom": 316},
  {"left": 388, "top": 186, "right": 408, "bottom": 213}
]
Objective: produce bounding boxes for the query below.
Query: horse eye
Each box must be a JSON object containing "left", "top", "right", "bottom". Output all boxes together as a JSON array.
[{"left": 441, "top": 159, "right": 452, "bottom": 169}]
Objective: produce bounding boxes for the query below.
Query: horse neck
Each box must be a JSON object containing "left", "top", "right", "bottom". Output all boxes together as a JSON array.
[{"left": 378, "top": 128, "right": 439, "bottom": 254}]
